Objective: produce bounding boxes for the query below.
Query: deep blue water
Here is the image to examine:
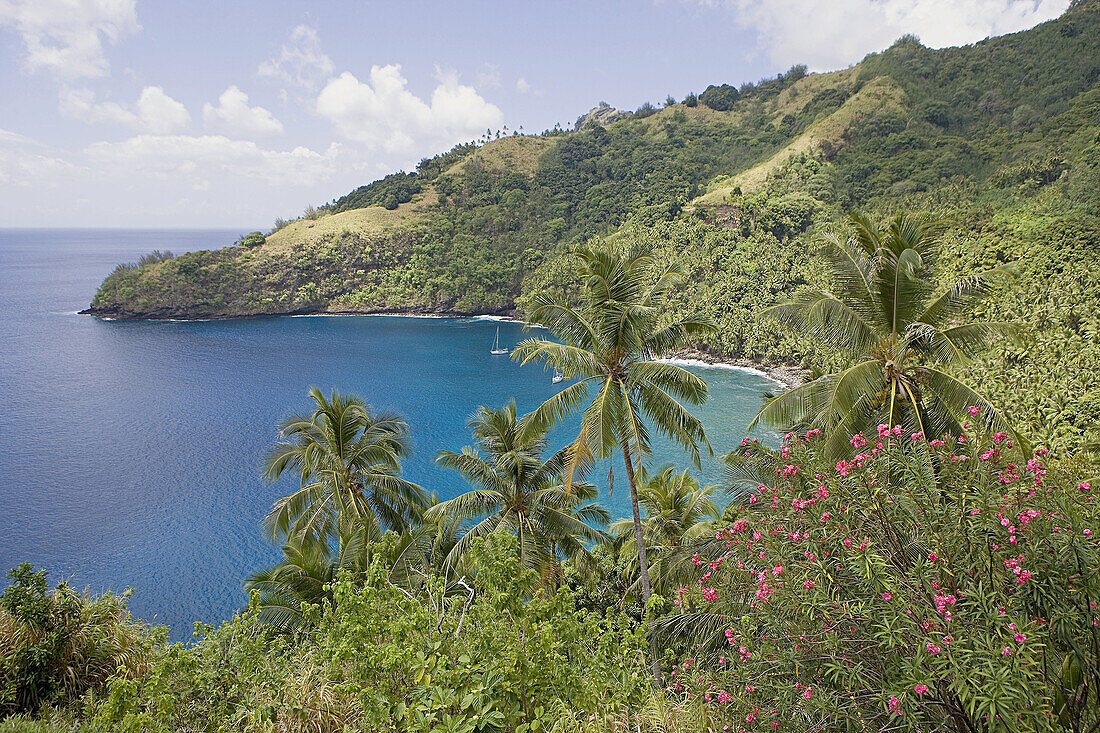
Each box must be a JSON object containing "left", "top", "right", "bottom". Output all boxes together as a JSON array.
[{"left": 0, "top": 229, "right": 778, "bottom": 640}]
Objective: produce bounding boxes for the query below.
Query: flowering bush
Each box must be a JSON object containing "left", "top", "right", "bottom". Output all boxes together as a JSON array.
[{"left": 668, "top": 421, "right": 1100, "bottom": 731}]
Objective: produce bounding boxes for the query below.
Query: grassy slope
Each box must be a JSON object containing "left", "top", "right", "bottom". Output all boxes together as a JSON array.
[
  {"left": 87, "top": 2, "right": 1100, "bottom": 451},
  {"left": 695, "top": 76, "right": 906, "bottom": 203}
]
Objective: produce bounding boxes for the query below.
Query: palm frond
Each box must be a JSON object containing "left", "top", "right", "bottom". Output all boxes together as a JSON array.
[{"left": 916, "top": 265, "right": 1017, "bottom": 328}]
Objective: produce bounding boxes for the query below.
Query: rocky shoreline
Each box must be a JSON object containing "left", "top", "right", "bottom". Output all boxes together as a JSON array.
[
  {"left": 80, "top": 306, "right": 804, "bottom": 387},
  {"left": 661, "top": 348, "right": 805, "bottom": 388}
]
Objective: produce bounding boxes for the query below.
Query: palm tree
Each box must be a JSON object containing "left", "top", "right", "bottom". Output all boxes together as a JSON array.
[
  {"left": 245, "top": 516, "right": 456, "bottom": 632},
  {"left": 611, "top": 466, "right": 720, "bottom": 597},
  {"left": 262, "top": 387, "right": 428, "bottom": 555},
  {"left": 244, "top": 532, "right": 356, "bottom": 633},
  {"left": 512, "top": 243, "right": 715, "bottom": 685},
  {"left": 753, "top": 212, "right": 1023, "bottom": 457},
  {"left": 426, "top": 401, "right": 610, "bottom": 587}
]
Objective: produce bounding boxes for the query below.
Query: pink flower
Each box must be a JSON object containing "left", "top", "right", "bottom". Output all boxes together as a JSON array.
[
  {"left": 1085, "top": 529, "right": 1092, "bottom": 537},
  {"left": 882, "top": 591, "right": 892, "bottom": 601},
  {"left": 1080, "top": 482, "right": 1092, "bottom": 492},
  {"left": 1014, "top": 632, "right": 1026, "bottom": 643},
  {"left": 928, "top": 552, "right": 939, "bottom": 562},
  {"left": 802, "top": 687, "right": 813, "bottom": 700},
  {"left": 926, "top": 643, "right": 942, "bottom": 654},
  {"left": 967, "top": 405, "right": 980, "bottom": 416},
  {"left": 914, "top": 684, "right": 929, "bottom": 694}
]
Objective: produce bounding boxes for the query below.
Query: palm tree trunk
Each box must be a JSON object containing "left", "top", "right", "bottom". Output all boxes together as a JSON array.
[{"left": 622, "top": 442, "right": 665, "bottom": 688}]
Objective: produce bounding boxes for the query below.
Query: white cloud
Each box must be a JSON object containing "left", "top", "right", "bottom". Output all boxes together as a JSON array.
[
  {"left": 698, "top": 0, "right": 1069, "bottom": 70},
  {"left": 203, "top": 86, "right": 283, "bottom": 136},
  {"left": 60, "top": 85, "right": 191, "bottom": 134},
  {"left": 84, "top": 135, "right": 346, "bottom": 186},
  {"left": 316, "top": 65, "right": 504, "bottom": 154},
  {"left": 516, "top": 77, "right": 532, "bottom": 94},
  {"left": 0, "top": 142, "right": 84, "bottom": 185},
  {"left": 0, "top": 127, "right": 39, "bottom": 146},
  {"left": 0, "top": 0, "right": 139, "bottom": 80},
  {"left": 257, "top": 25, "right": 334, "bottom": 91},
  {"left": 477, "top": 63, "right": 502, "bottom": 88},
  {"left": 0, "top": 128, "right": 364, "bottom": 225}
]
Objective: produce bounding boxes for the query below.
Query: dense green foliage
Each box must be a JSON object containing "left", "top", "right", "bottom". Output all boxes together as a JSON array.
[
  {"left": 0, "top": 565, "right": 159, "bottom": 719},
  {"left": 332, "top": 171, "right": 422, "bottom": 213},
  {"left": 676, "top": 427, "right": 1100, "bottom": 731},
  {"left": 235, "top": 232, "right": 266, "bottom": 248},
  {"left": 91, "top": 535, "right": 656, "bottom": 733},
  {"left": 22, "top": 4, "right": 1100, "bottom": 729},
  {"left": 87, "top": 2, "right": 1100, "bottom": 451}
]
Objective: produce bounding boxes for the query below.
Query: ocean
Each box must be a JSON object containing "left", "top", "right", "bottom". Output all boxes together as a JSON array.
[{"left": 0, "top": 229, "right": 779, "bottom": 640}]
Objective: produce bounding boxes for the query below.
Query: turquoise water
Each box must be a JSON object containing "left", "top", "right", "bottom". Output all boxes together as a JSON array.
[{"left": 0, "top": 229, "right": 778, "bottom": 639}]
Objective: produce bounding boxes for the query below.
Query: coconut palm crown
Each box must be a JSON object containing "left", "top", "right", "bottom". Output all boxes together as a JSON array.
[
  {"left": 752, "top": 211, "right": 1024, "bottom": 457},
  {"left": 262, "top": 387, "right": 428, "bottom": 554},
  {"left": 427, "top": 400, "right": 609, "bottom": 587},
  {"left": 610, "top": 466, "right": 721, "bottom": 597}
]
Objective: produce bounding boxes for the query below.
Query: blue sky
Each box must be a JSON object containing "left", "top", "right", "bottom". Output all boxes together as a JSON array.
[{"left": 0, "top": 0, "right": 1069, "bottom": 228}]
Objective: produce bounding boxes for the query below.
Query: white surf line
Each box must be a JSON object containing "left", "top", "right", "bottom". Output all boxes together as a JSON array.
[{"left": 655, "top": 357, "right": 788, "bottom": 388}]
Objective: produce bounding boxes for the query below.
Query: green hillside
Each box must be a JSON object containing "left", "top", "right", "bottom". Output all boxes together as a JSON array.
[
  {"left": 16, "top": 4, "right": 1100, "bottom": 729},
  {"left": 88, "top": 0, "right": 1100, "bottom": 449}
]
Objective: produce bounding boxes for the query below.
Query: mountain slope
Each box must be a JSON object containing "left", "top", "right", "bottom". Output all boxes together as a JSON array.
[{"left": 87, "top": 1, "right": 1100, "bottom": 449}]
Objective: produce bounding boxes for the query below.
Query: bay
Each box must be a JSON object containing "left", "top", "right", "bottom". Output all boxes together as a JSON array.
[{"left": 0, "top": 229, "right": 779, "bottom": 640}]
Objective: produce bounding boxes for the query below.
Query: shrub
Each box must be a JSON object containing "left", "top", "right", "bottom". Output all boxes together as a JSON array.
[
  {"left": 667, "top": 425, "right": 1100, "bottom": 730},
  {"left": 0, "top": 565, "right": 160, "bottom": 718},
  {"left": 234, "top": 232, "right": 265, "bottom": 248},
  {"left": 136, "top": 251, "right": 174, "bottom": 267},
  {"left": 785, "top": 64, "right": 808, "bottom": 83},
  {"left": 94, "top": 534, "right": 653, "bottom": 732},
  {"left": 700, "top": 84, "right": 739, "bottom": 111}
]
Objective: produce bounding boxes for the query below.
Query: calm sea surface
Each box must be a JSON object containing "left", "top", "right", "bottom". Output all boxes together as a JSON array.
[{"left": 0, "top": 229, "right": 778, "bottom": 639}]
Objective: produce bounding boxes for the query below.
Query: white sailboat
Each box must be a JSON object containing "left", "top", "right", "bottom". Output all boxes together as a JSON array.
[
  {"left": 552, "top": 371, "right": 564, "bottom": 384},
  {"left": 490, "top": 326, "right": 509, "bottom": 355}
]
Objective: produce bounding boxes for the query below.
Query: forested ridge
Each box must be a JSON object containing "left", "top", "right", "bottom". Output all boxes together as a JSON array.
[
  {"left": 10, "top": 3, "right": 1100, "bottom": 729},
  {"left": 88, "top": 0, "right": 1100, "bottom": 452}
]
